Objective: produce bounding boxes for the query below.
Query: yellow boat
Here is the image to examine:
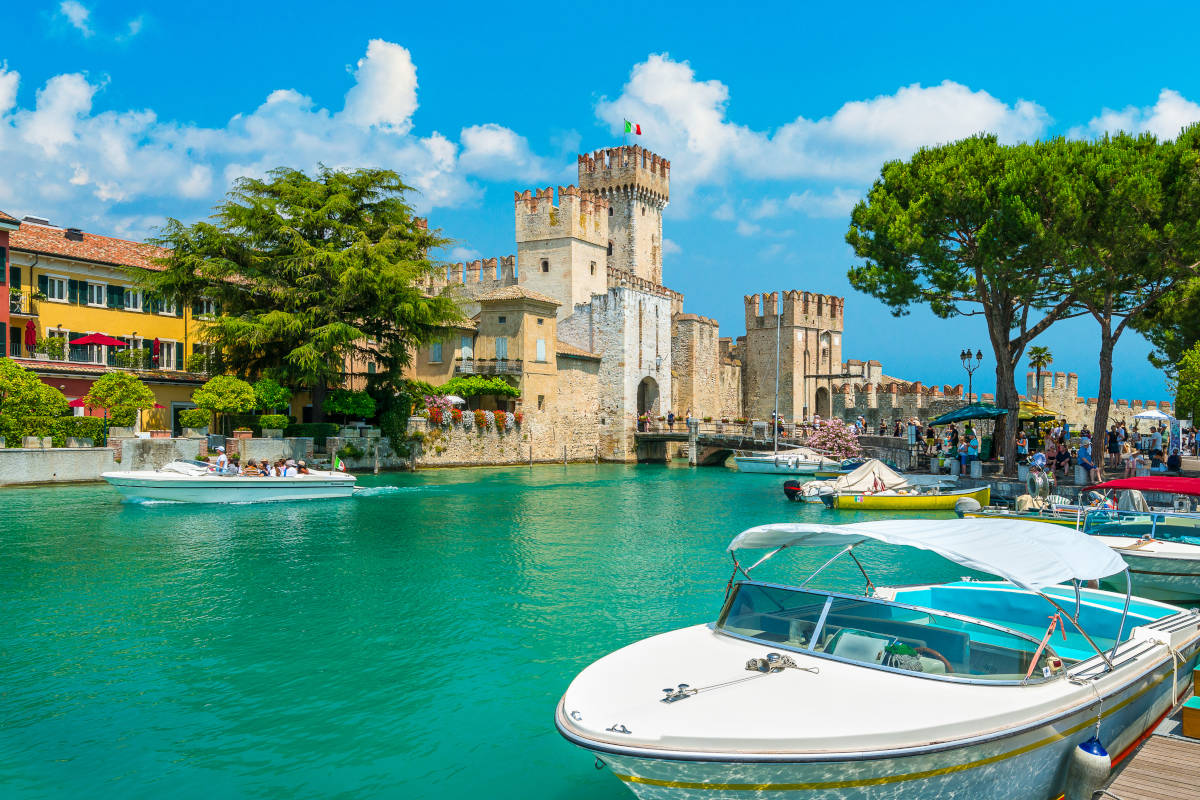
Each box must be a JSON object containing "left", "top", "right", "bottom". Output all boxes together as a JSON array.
[{"left": 822, "top": 486, "right": 990, "bottom": 511}]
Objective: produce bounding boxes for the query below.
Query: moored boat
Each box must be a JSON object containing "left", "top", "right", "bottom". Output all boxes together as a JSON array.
[
  {"left": 556, "top": 519, "right": 1200, "bottom": 799},
  {"left": 735, "top": 450, "right": 834, "bottom": 475},
  {"left": 785, "top": 459, "right": 957, "bottom": 503},
  {"left": 102, "top": 460, "right": 357, "bottom": 503},
  {"left": 821, "top": 484, "right": 989, "bottom": 510}
]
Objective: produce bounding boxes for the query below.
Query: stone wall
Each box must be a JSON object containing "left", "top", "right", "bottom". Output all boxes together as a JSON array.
[
  {"left": 419, "top": 257, "right": 518, "bottom": 318},
  {"left": 671, "top": 313, "right": 721, "bottom": 420},
  {"left": 0, "top": 447, "right": 118, "bottom": 485},
  {"left": 559, "top": 285, "right": 672, "bottom": 461},
  {"left": 1027, "top": 372, "right": 1176, "bottom": 428},
  {"left": 578, "top": 146, "right": 669, "bottom": 285},
  {"left": 718, "top": 359, "right": 743, "bottom": 420},
  {"left": 117, "top": 437, "right": 206, "bottom": 471},
  {"left": 833, "top": 382, "right": 975, "bottom": 427},
  {"left": 412, "top": 413, "right": 599, "bottom": 467},
  {"left": 515, "top": 186, "right": 609, "bottom": 318}
]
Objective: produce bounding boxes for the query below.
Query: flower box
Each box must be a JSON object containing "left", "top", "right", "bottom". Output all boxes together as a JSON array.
[{"left": 149, "top": 430, "right": 172, "bottom": 439}]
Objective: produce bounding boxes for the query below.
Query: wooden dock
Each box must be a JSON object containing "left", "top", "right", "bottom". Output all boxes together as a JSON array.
[{"left": 1102, "top": 734, "right": 1200, "bottom": 799}]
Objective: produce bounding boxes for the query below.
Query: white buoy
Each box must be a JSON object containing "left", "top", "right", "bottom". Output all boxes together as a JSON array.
[
  {"left": 1064, "top": 736, "right": 1110, "bottom": 800},
  {"left": 955, "top": 497, "right": 983, "bottom": 517}
]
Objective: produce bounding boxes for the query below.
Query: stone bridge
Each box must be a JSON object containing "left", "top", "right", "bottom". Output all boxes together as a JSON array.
[{"left": 633, "top": 420, "right": 798, "bottom": 465}]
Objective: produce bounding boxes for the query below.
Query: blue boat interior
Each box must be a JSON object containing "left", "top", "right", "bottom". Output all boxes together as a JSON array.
[{"left": 718, "top": 580, "right": 1174, "bottom": 681}]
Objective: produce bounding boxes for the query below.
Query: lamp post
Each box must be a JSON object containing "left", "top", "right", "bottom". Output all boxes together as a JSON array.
[{"left": 960, "top": 348, "right": 984, "bottom": 403}]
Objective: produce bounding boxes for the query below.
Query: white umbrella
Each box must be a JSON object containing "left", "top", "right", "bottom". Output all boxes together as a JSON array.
[
  {"left": 444, "top": 395, "right": 467, "bottom": 406},
  {"left": 1133, "top": 408, "right": 1173, "bottom": 422}
]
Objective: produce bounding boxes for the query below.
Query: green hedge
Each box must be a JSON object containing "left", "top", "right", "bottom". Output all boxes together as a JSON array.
[
  {"left": 0, "top": 415, "right": 107, "bottom": 446},
  {"left": 109, "top": 407, "right": 137, "bottom": 427},
  {"left": 259, "top": 414, "right": 290, "bottom": 429},
  {"left": 58, "top": 416, "right": 106, "bottom": 446},
  {"left": 284, "top": 422, "right": 339, "bottom": 446},
  {"left": 178, "top": 408, "right": 211, "bottom": 429}
]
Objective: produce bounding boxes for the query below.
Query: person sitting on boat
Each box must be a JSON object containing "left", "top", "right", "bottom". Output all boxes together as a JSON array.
[
  {"left": 297, "top": 460, "right": 311, "bottom": 475},
  {"left": 241, "top": 458, "right": 259, "bottom": 476},
  {"left": 215, "top": 446, "right": 228, "bottom": 472},
  {"left": 1077, "top": 438, "right": 1100, "bottom": 484},
  {"left": 283, "top": 459, "right": 298, "bottom": 477}
]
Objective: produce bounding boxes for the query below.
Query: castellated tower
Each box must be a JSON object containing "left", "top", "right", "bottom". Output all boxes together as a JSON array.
[
  {"left": 743, "top": 291, "right": 845, "bottom": 422},
  {"left": 515, "top": 185, "right": 610, "bottom": 320},
  {"left": 578, "top": 146, "right": 670, "bottom": 285}
]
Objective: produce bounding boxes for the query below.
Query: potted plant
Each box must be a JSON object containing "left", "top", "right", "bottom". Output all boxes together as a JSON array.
[
  {"left": 259, "top": 413, "right": 289, "bottom": 439},
  {"left": 178, "top": 407, "right": 211, "bottom": 438},
  {"left": 231, "top": 427, "right": 253, "bottom": 440}
]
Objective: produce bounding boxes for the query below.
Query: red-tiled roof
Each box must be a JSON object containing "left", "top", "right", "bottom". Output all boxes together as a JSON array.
[
  {"left": 555, "top": 340, "right": 601, "bottom": 360},
  {"left": 0, "top": 209, "right": 18, "bottom": 225},
  {"left": 9, "top": 222, "right": 168, "bottom": 271},
  {"left": 12, "top": 358, "right": 206, "bottom": 383}
]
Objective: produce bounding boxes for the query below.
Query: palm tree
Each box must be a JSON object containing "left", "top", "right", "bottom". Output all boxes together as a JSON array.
[{"left": 1027, "top": 346, "right": 1053, "bottom": 403}]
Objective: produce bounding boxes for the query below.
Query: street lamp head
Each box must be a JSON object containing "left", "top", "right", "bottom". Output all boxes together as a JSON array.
[
  {"left": 960, "top": 349, "right": 969, "bottom": 362},
  {"left": 975, "top": 349, "right": 984, "bottom": 362}
]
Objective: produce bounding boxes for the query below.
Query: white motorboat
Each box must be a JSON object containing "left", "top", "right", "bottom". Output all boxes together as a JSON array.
[
  {"left": 556, "top": 518, "right": 1200, "bottom": 799},
  {"left": 102, "top": 460, "right": 356, "bottom": 503},
  {"left": 734, "top": 452, "right": 831, "bottom": 474}
]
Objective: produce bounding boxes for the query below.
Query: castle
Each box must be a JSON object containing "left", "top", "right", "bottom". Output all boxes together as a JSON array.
[{"left": 408, "top": 144, "right": 1176, "bottom": 461}]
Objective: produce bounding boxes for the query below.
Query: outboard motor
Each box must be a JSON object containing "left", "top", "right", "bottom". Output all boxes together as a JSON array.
[
  {"left": 783, "top": 480, "right": 803, "bottom": 502},
  {"left": 955, "top": 497, "right": 983, "bottom": 518},
  {"left": 1063, "top": 736, "right": 1110, "bottom": 800}
]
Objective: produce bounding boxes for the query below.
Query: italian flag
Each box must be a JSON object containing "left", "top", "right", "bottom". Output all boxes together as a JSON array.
[{"left": 624, "top": 119, "right": 641, "bottom": 135}]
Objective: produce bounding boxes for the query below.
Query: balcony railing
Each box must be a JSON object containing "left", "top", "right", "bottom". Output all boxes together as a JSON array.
[
  {"left": 455, "top": 358, "right": 523, "bottom": 375},
  {"left": 8, "top": 291, "right": 37, "bottom": 316}
]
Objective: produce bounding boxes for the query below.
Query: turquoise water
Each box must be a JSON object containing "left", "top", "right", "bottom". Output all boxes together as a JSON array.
[{"left": 0, "top": 464, "right": 965, "bottom": 799}]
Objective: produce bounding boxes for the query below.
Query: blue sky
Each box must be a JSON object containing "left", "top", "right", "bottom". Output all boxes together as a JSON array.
[{"left": 3, "top": 2, "right": 1199, "bottom": 403}]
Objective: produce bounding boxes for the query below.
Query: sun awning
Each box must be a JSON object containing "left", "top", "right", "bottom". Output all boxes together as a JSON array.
[
  {"left": 728, "top": 519, "right": 1127, "bottom": 593},
  {"left": 929, "top": 404, "right": 1009, "bottom": 425},
  {"left": 1018, "top": 401, "right": 1057, "bottom": 421},
  {"left": 1086, "top": 476, "right": 1200, "bottom": 497}
]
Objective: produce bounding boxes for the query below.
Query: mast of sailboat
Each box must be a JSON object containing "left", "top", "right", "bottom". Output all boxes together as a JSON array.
[{"left": 773, "top": 292, "right": 781, "bottom": 455}]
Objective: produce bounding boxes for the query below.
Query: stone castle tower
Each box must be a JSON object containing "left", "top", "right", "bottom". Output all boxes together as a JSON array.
[
  {"left": 743, "top": 291, "right": 845, "bottom": 421},
  {"left": 515, "top": 186, "right": 610, "bottom": 320},
  {"left": 578, "top": 146, "right": 670, "bottom": 285}
]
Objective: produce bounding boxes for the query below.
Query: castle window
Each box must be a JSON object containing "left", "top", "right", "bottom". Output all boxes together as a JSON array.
[
  {"left": 608, "top": 207, "right": 613, "bottom": 216},
  {"left": 537, "top": 318, "right": 544, "bottom": 325},
  {"left": 641, "top": 206, "right": 645, "bottom": 216},
  {"left": 535, "top": 338, "right": 546, "bottom": 362},
  {"left": 538, "top": 395, "right": 545, "bottom": 410},
  {"left": 498, "top": 316, "right": 506, "bottom": 324},
  {"left": 590, "top": 261, "right": 596, "bottom": 275},
  {"left": 607, "top": 241, "right": 613, "bottom": 256},
  {"left": 541, "top": 259, "right": 549, "bottom": 273}
]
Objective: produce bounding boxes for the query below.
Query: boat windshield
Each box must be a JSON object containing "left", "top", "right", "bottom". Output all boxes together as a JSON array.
[
  {"left": 1084, "top": 509, "right": 1200, "bottom": 545},
  {"left": 717, "top": 583, "right": 1071, "bottom": 683}
]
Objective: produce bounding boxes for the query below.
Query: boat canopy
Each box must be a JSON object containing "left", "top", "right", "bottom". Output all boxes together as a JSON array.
[
  {"left": 728, "top": 519, "right": 1127, "bottom": 593},
  {"left": 815, "top": 459, "right": 910, "bottom": 493},
  {"left": 1086, "top": 476, "right": 1200, "bottom": 497}
]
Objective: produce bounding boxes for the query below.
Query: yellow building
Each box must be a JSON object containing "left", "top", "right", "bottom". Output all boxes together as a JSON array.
[{"left": 5, "top": 216, "right": 214, "bottom": 431}]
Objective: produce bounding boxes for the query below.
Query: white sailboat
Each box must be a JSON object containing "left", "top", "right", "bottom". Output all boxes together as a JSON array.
[{"left": 556, "top": 518, "right": 1200, "bottom": 799}]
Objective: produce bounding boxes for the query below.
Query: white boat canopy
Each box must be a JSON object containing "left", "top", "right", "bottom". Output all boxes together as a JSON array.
[{"left": 729, "top": 519, "right": 1127, "bottom": 593}]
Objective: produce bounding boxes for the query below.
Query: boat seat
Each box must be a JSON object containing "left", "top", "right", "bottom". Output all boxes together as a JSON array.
[{"left": 827, "top": 629, "right": 890, "bottom": 664}]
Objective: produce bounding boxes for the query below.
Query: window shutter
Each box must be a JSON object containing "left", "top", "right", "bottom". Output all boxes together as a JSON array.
[
  {"left": 107, "top": 285, "right": 123, "bottom": 309},
  {"left": 192, "top": 300, "right": 203, "bottom": 316},
  {"left": 175, "top": 347, "right": 183, "bottom": 370},
  {"left": 0, "top": 248, "right": 6, "bottom": 280},
  {"left": 67, "top": 279, "right": 79, "bottom": 304},
  {"left": 38, "top": 274, "right": 48, "bottom": 295},
  {"left": 175, "top": 302, "right": 183, "bottom": 318},
  {"left": 10, "top": 265, "right": 21, "bottom": 289}
]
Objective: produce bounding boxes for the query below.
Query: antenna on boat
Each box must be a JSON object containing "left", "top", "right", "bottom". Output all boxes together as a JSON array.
[{"left": 773, "top": 290, "right": 781, "bottom": 456}]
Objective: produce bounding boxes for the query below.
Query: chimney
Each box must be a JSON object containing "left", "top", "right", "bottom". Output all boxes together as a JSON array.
[{"left": 64, "top": 227, "right": 84, "bottom": 241}]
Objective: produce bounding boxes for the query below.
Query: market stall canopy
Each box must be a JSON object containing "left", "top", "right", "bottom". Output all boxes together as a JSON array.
[
  {"left": 1085, "top": 476, "right": 1200, "bottom": 497},
  {"left": 728, "top": 519, "right": 1127, "bottom": 593},
  {"left": 1133, "top": 408, "right": 1174, "bottom": 422},
  {"left": 929, "top": 404, "right": 1009, "bottom": 425},
  {"left": 70, "top": 333, "right": 127, "bottom": 347},
  {"left": 1018, "top": 401, "right": 1057, "bottom": 421}
]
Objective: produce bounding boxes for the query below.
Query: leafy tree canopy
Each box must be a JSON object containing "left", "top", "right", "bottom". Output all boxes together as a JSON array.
[
  {"left": 325, "top": 388, "right": 376, "bottom": 420},
  {"left": 1174, "top": 342, "right": 1200, "bottom": 420},
  {"left": 84, "top": 372, "right": 156, "bottom": 417},
  {"left": 0, "top": 358, "right": 68, "bottom": 420},
  {"left": 146, "top": 166, "right": 462, "bottom": 420},
  {"left": 193, "top": 375, "right": 256, "bottom": 414},
  {"left": 438, "top": 375, "right": 520, "bottom": 399},
  {"left": 252, "top": 377, "right": 293, "bottom": 413}
]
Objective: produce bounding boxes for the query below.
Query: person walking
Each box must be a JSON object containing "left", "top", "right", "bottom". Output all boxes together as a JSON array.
[
  {"left": 1105, "top": 424, "right": 1120, "bottom": 468},
  {"left": 667, "top": 410, "right": 675, "bottom": 432}
]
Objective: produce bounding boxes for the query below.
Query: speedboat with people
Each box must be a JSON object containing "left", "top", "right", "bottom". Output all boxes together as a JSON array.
[
  {"left": 102, "top": 459, "right": 357, "bottom": 503},
  {"left": 556, "top": 518, "right": 1200, "bottom": 799}
]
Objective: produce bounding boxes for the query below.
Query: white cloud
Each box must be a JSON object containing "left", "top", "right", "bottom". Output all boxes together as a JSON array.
[
  {"left": 735, "top": 220, "right": 760, "bottom": 237},
  {"left": 1072, "top": 89, "right": 1200, "bottom": 140},
  {"left": 662, "top": 238, "right": 681, "bottom": 255},
  {"left": 124, "top": 16, "right": 144, "bottom": 39},
  {"left": 784, "top": 188, "right": 861, "bottom": 219},
  {"left": 0, "top": 41, "right": 548, "bottom": 238},
  {"left": 449, "top": 245, "right": 480, "bottom": 261},
  {"left": 59, "top": 1, "right": 93, "bottom": 37},
  {"left": 596, "top": 55, "right": 1050, "bottom": 207},
  {"left": 340, "top": 39, "right": 418, "bottom": 133}
]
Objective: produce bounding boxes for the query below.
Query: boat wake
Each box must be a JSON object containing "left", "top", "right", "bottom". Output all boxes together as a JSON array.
[{"left": 352, "top": 486, "right": 431, "bottom": 498}]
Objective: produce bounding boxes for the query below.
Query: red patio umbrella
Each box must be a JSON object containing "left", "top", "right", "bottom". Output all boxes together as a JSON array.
[
  {"left": 153, "top": 403, "right": 166, "bottom": 409},
  {"left": 67, "top": 398, "right": 88, "bottom": 408},
  {"left": 69, "top": 333, "right": 128, "bottom": 347},
  {"left": 23, "top": 319, "right": 36, "bottom": 349}
]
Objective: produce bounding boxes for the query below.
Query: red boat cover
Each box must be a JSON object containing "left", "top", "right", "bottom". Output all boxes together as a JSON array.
[{"left": 1086, "top": 476, "right": 1200, "bottom": 496}]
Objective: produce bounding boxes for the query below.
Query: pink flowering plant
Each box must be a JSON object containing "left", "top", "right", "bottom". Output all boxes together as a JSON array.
[{"left": 806, "top": 417, "right": 862, "bottom": 459}]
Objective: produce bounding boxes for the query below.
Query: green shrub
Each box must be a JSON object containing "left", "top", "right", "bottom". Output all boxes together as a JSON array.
[
  {"left": 0, "top": 414, "right": 20, "bottom": 444},
  {"left": 259, "top": 414, "right": 289, "bottom": 429},
  {"left": 284, "top": 422, "right": 339, "bottom": 446},
  {"left": 109, "top": 407, "right": 138, "bottom": 427},
  {"left": 326, "top": 389, "right": 376, "bottom": 420},
  {"left": 337, "top": 442, "right": 364, "bottom": 459},
  {"left": 57, "top": 416, "right": 106, "bottom": 446},
  {"left": 22, "top": 416, "right": 57, "bottom": 440},
  {"left": 178, "top": 408, "right": 211, "bottom": 429}
]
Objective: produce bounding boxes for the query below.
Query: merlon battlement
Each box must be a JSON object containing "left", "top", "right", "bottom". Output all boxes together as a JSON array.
[
  {"left": 420, "top": 255, "right": 517, "bottom": 294},
  {"left": 674, "top": 313, "right": 719, "bottom": 327},
  {"left": 514, "top": 186, "right": 609, "bottom": 245},
  {"left": 578, "top": 145, "right": 670, "bottom": 201},
  {"left": 514, "top": 185, "right": 609, "bottom": 213},
  {"left": 744, "top": 290, "right": 845, "bottom": 328}
]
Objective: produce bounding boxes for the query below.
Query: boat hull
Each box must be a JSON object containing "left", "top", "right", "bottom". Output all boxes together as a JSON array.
[
  {"left": 735, "top": 456, "right": 824, "bottom": 475},
  {"left": 1100, "top": 550, "right": 1200, "bottom": 603},
  {"left": 562, "top": 646, "right": 1197, "bottom": 799},
  {"left": 827, "top": 487, "right": 990, "bottom": 511},
  {"left": 102, "top": 473, "right": 356, "bottom": 503}
]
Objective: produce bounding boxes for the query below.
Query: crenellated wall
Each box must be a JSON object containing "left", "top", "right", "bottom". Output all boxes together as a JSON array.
[
  {"left": 579, "top": 145, "right": 670, "bottom": 285},
  {"left": 1026, "top": 372, "right": 1175, "bottom": 428}
]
